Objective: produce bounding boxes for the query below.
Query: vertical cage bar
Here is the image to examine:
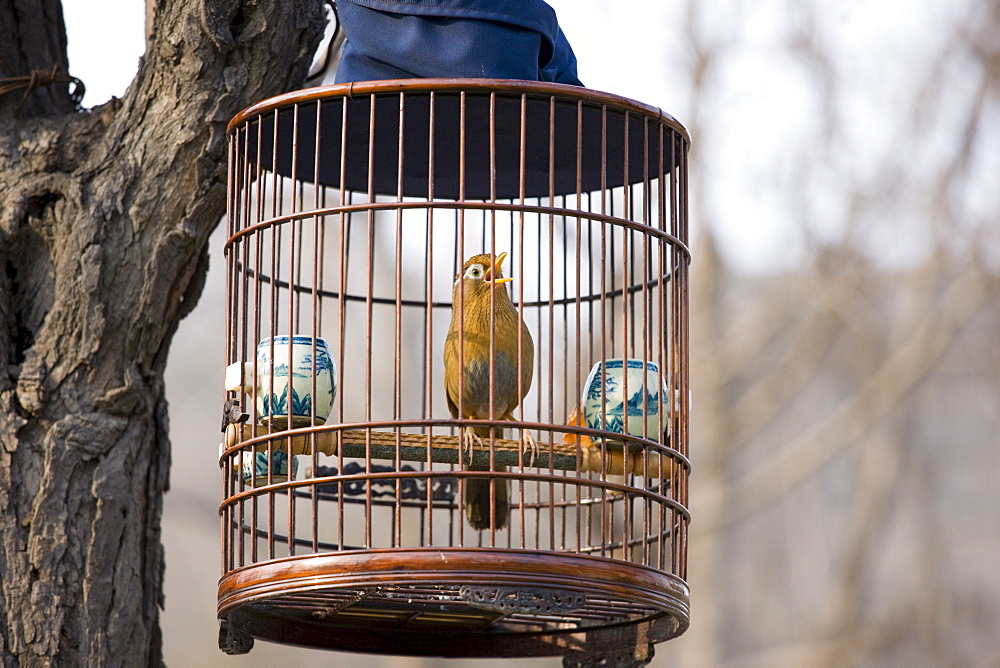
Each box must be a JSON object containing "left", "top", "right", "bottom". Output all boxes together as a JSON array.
[
  {"left": 394, "top": 92, "right": 406, "bottom": 548},
  {"left": 335, "top": 97, "right": 349, "bottom": 552},
  {"left": 310, "top": 100, "right": 323, "bottom": 555},
  {"left": 363, "top": 92, "right": 377, "bottom": 549},
  {"left": 424, "top": 91, "right": 436, "bottom": 546},
  {"left": 455, "top": 89, "right": 467, "bottom": 547}
]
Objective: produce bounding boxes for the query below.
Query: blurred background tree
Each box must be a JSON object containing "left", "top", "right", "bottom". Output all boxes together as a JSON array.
[{"left": 664, "top": 1, "right": 1000, "bottom": 666}]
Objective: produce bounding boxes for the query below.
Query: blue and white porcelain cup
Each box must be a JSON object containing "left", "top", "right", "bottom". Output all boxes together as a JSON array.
[
  {"left": 255, "top": 335, "right": 336, "bottom": 428},
  {"left": 581, "top": 358, "right": 667, "bottom": 446},
  {"left": 241, "top": 449, "right": 299, "bottom": 487}
]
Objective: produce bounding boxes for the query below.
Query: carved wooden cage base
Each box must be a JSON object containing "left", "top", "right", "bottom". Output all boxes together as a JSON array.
[
  {"left": 218, "top": 550, "right": 689, "bottom": 659},
  {"left": 220, "top": 79, "right": 691, "bottom": 660}
]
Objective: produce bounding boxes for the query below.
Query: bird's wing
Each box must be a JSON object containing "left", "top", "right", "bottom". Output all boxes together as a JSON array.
[
  {"left": 443, "top": 332, "right": 460, "bottom": 419},
  {"left": 520, "top": 320, "right": 535, "bottom": 400}
]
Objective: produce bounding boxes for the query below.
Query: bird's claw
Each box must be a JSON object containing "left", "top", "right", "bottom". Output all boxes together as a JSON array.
[
  {"left": 462, "top": 426, "right": 483, "bottom": 463},
  {"left": 520, "top": 430, "right": 539, "bottom": 468}
]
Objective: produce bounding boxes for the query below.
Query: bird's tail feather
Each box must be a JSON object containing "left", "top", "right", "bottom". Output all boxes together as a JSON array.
[
  {"left": 465, "top": 465, "right": 509, "bottom": 531},
  {"left": 464, "top": 425, "right": 509, "bottom": 530}
]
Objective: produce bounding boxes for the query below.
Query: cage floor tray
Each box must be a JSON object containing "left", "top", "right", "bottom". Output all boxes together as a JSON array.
[{"left": 218, "top": 548, "right": 688, "bottom": 657}]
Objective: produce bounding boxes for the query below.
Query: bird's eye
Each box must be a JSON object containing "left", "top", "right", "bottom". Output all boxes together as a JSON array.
[{"left": 466, "top": 264, "right": 484, "bottom": 279}]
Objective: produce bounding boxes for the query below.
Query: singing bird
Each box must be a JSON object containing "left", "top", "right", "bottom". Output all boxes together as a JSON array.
[{"left": 444, "top": 252, "right": 535, "bottom": 531}]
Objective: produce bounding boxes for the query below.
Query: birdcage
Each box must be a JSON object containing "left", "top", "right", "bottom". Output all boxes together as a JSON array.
[{"left": 218, "top": 79, "right": 690, "bottom": 664}]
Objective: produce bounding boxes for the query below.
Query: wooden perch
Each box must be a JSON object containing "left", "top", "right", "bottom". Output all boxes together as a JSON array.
[{"left": 223, "top": 424, "right": 673, "bottom": 478}]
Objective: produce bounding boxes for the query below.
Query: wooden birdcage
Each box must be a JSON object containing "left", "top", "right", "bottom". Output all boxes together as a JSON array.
[{"left": 218, "top": 79, "right": 690, "bottom": 664}]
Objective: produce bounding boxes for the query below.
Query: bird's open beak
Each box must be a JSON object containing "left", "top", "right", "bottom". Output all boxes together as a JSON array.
[{"left": 491, "top": 252, "right": 513, "bottom": 285}]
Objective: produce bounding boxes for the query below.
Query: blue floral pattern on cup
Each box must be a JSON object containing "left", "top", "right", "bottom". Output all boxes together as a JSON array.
[
  {"left": 242, "top": 449, "right": 298, "bottom": 486},
  {"left": 256, "top": 335, "right": 336, "bottom": 427},
  {"left": 582, "top": 359, "right": 666, "bottom": 444}
]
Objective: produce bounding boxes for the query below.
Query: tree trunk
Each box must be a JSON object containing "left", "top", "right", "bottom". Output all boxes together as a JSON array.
[{"left": 0, "top": 0, "right": 325, "bottom": 664}]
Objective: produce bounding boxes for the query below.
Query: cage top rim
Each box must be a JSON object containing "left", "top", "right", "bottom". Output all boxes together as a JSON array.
[{"left": 226, "top": 78, "right": 690, "bottom": 143}]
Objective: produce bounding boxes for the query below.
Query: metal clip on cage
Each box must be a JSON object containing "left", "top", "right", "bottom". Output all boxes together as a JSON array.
[{"left": 218, "top": 79, "right": 691, "bottom": 663}]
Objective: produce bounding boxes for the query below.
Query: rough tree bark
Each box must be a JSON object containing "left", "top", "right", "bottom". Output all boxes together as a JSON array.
[{"left": 0, "top": 0, "right": 325, "bottom": 664}]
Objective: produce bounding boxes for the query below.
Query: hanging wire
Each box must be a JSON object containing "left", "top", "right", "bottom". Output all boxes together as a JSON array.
[{"left": 0, "top": 63, "right": 85, "bottom": 111}]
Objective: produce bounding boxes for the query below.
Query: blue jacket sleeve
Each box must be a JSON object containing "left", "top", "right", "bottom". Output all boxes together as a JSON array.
[{"left": 334, "top": 0, "right": 583, "bottom": 86}]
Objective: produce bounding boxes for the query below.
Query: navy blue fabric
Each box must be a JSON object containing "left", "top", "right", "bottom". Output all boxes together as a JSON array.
[{"left": 334, "top": 0, "right": 582, "bottom": 86}]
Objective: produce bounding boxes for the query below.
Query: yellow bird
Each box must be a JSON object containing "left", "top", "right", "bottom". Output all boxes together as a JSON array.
[{"left": 444, "top": 252, "right": 535, "bottom": 531}]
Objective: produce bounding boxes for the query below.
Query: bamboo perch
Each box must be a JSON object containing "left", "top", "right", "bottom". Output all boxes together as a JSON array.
[{"left": 223, "top": 424, "right": 672, "bottom": 478}]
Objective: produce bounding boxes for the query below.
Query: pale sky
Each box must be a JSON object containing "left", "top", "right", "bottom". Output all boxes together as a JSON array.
[{"left": 63, "top": 0, "right": 987, "bottom": 274}]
